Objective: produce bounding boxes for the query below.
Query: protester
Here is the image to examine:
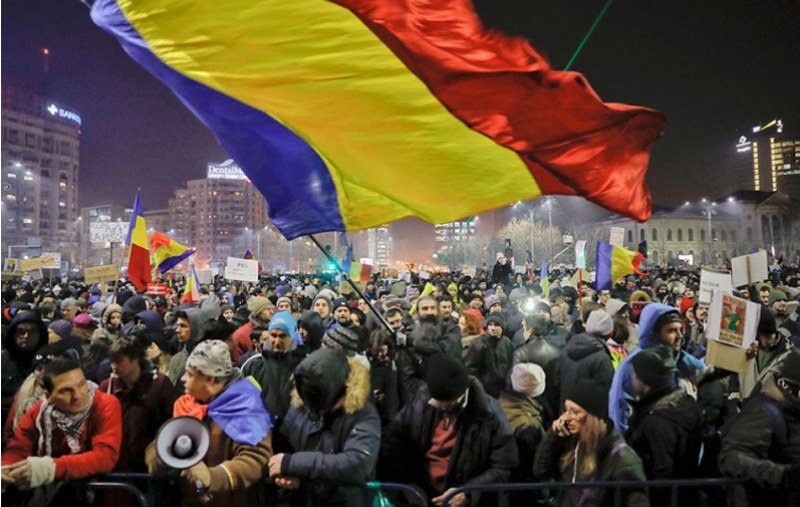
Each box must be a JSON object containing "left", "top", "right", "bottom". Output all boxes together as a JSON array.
[
  {"left": 464, "top": 314, "right": 514, "bottom": 398},
  {"left": 166, "top": 308, "right": 208, "bottom": 388},
  {"left": 559, "top": 310, "right": 616, "bottom": 407},
  {"left": 231, "top": 296, "right": 274, "bottom": 361},
  {"left": 2, "top": 311, "right": 48, "bottom": 425},
  {"left": 500, "top": 363, "right": 548, "bottom": 483},
  {"left": 92, "top": 303, "right": 123, "bottom": 342}
]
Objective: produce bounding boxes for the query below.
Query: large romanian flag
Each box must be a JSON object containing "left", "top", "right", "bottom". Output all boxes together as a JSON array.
[
  {"left": 125, "top": 189, "right": 152, "bottom": 292},
  {"left": 92, "top": 0, "right": 665, "bottom": 239},
  {"left": 151, "top": 231, "right": 195, "bottom": 273}
]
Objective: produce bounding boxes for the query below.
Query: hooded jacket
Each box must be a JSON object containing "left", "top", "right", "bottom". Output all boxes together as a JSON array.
[
  {"left": 380, "top": 378, "right": 518, "bottom": 504},
  {"left": 559, "top": 332, "right": 614, "bottom": 408},
  {"left": 92, "top": 303, "right": 123, "bottom": 342},
  {"left": 464, "top": 333, "right": 514, "bottom": 399},
  {"left": 166, "top": 308, "right": 207, "bottom": 387},
  {"left": 298, "top": 311, "right": 325, "bottom": 352},
  {"left": 279, "top": 349, "right": 380, "bottom": 506},
  {"left": 626, "top": 384, "right": 703, "bottom": 479},
  {"left": 609, "top": 303, "right": 705, "bottom": 433},
  {"left": 512, "top": 335, "right": 561, "bottom": 414},
  {"left": 2, "top": 311, "right": 48, "bottom": 425}
]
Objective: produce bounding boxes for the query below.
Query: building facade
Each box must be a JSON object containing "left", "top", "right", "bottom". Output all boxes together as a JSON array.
[
  {"left": 78, "top": 204, "right": 130, "bottom": 268},
  {"left": 737, "top": 118, "right": 800, "bottom": 196},
  {"left": 2, "top": 85, "right": 81, "bottom": 261},
  {"left": 169, "top": 160, "right": 269, "bottom": 265}
]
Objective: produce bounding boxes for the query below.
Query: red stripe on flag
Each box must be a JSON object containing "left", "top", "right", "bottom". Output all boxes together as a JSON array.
[
  {"left": 334, "top": 0, "right": 665, "bottom": 221},
  {"left": 127, "top": 244, "right": 152, "bottom": 292}
]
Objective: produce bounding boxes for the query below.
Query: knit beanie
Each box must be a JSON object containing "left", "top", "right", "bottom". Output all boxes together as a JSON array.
[
  {"left": 426, "top": 353, "right": 469, "bottom": 402},
  {"left": 312, "top": 295, "right": 333, "bottom": 313},
  {"left": 322, "top": 326, "right": 361, "bottom": 356},
  {"left": 247, "top": 296, "right": 274, "bottom": 318},
  {"left": 679, "top": 297, "right": 695, "bottom": 317},
  {"left": 72, "top": 313, "right": 96, "bottom": 329},
  {"left": 776, "top": 348, "right": 800, "bottom": 387},
  {"left": 186, "top": 340, "right": 233, "bottom": 378},
  {"left": 485, "top": 295, "right": 502, "bottom": 311},
  {"left": 653, "top": 311, "right": 683, "bottom": 332},
  {"left": 758, "top": 306, "right": 777, "bottom": 336},
  {"left": 276, "top": 297, "right": 292, "bottom": 309},
  {"left": 631, "top": 346, "right": 677, "bottom": 388},
  {"left": 485, "top": 314, "right": 506, "bottom": 332},
  {"left": 586, "top": 310, "right": 613, "bottom": 337},
  {"left": 768, "top": 289, "right": 788, "bottom": 306},
  {"left": 47, "top": 319, "right": 73, "bottom": 341},
  {"left": 564, "top": 378, "right": 608, "bottom": 419},
  {"left": 511, "top": 363, "right": 546, "bottom": 398},
  {"left": 269, "top": 311, "right": 302, "bottom": 345}
]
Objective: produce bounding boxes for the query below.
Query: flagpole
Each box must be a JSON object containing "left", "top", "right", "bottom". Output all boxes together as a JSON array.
[{"left": 308, "top": 234, "right": 395, "bottom": 335}]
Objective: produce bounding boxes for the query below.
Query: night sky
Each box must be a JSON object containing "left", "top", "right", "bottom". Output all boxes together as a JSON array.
[{"left": 4, "top": 0, "right": 799, "bottom": 218}]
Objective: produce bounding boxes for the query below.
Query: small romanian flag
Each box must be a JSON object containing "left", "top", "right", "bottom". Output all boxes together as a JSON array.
[
  {"left": 151, "top": 231, "right": 195, "bottom": 273},
  {"left": 243, "top": 250, "right": 264, "bottom": 273},
  {"left": 540, "top": 259, "right": 550, "bottom": 299},
  {"left": 349, "top": 262, "right": 372, "bottom": 282},
  {"left": 125, "top": 189, "right": 152, "bottom": 292},
  {"left": 595, "top": 242, "right": 645, "bottom": 290},
  {"left": 182, "top": 266, "right": 200, "bottom": 304}
]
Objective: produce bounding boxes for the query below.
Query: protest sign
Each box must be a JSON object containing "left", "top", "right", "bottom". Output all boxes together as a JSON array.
[
  {"left": 224, "top": 257, "right": 259, "bottom": 282},
  {"left": 574, "top": 241, "right": 587, "bottom": 269},
  {"left": 146, "top": 283, "right": 169, "bottom": 296},
  {"left": 705, "top": 289, "right": 759, "bottom": 372},
  {"left": 19, "top": 255, "right": 57, "bottom": 273},
  {"left": 195, "top": 269, "right": 213, "bottom": 285},
  {"left": 41, "top": 253, "right": 61, "bottom": 269},
  {"left": 84, "top": 264, "right": 119, "bottom": 283},
  {"left": 609, "top": 227, "right": 625, "bottom": 247},
  {"left": 89, "top": 222, "right": 127, "bottom": 244},
  {"left": 730, "top": 251, "right": 768, "bottom": 288},
  {"left": 3, "top": 258, "right": 18, "bottom": 273},
  {"left": 699, "top": 268, "right": 733, "bottom": 304}
]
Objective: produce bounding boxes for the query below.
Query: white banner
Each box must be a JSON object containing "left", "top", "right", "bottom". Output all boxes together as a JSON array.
[
  {"left": 41, "top": 252, "right": 61, "bottom": 269},
  {"left": 90, "top": 222, "right": 127, "bottom": 244},
  {"left": 609, "top": 227, "right": 625, "bottom": 247},
  {"left": 699, "top": 268, "right": 733, "bottom": 304},
  {"left": 730, "top": 251, "right": 768, "bottom": 288},
  {"left": 224, "top": 257, "right": 259, "bottom": 282},
  {"left": 574, "top": 240, "right": 587, "bottom": 269}
]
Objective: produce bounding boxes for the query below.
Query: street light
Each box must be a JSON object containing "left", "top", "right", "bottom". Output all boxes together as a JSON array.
[
  {"left": 541, "top": 197, "right": 557, "bottom": 261},
  {"left": 513, "top": 201, "right": 535, "bottom": 263}
]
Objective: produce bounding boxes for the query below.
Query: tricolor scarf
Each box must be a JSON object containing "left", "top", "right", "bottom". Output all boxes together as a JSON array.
[{"left": 36, "top": 382, "right": 98, "bottom": 456}]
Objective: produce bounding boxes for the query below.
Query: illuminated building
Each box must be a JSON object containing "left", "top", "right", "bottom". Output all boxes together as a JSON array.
[{"left": 737, "top": 118, "right": 800, "bottom": 195}]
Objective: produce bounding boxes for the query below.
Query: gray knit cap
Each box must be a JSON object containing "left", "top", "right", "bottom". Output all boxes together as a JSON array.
[
  {"left": 186, "top": 339, "right": 233, "bottom": 378},
  {"left": 322, "top": 327, "right": 361, "bottom": 356}
]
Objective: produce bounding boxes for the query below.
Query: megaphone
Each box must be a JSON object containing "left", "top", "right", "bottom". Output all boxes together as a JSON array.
[{"left": 155, "top": 416, "right": 210, "bottom": 470}]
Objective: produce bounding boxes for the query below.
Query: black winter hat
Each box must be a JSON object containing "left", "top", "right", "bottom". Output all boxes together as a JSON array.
[
  {"left": 777, "top": 348, "right": 800, "bottom": 386},
  {"left": 631, "top": 346, "right": 677, "bottom": 388},
  {"left": 758, "top": 306, "right": 778, "bottom": 336},
  {"left": 564, "top": 378, "right": 608, "bottom": 419},
  {"left": 426, "top": 353, "right": 469, "bottom": 402},
  {"left": 653, "top": 310, "right": 683, "bottom": 332},
  {"left": 485, "top": 314, "right": 506, "bottom": 332}
]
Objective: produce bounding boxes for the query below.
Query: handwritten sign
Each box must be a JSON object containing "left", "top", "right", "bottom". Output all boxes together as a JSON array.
[
  {"left": 19, "top": 255, "right": 57, "bottom": 273},
  {"left": 224, "top": 257, "right": 259, "bottom": 282},
  {"left": 84, "top": 264, "right": 119, "bottom": 283}
]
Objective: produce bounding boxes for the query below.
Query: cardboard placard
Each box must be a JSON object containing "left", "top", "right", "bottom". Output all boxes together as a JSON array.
[
  {"left": 41, "top": 252, "right": 61, "bottom": 269},
  {"left": 84, "top": 264, "right": 119, "bottom": 283},
  {"left": 699, "top": 268, "right": 733, "bottom": 304},
  {"left": 3, "top": 258, "right": 18, "bottom": 273},
  {"left": 224, "top": 257, "right": 259, "bottom": 282},
  {"left": 609, "top": 227, "right": 625, "bottom": 247},
  {"left": 731, "top": 251, "right": 768, "bottom": 288},
  {"left": 706, "top": 289, "right": 760, "bottom": 349},
  {"left": 706, "top": 338, "right": 749, "bottom": 373},
  {"left": 19, "top": 255, "right": 57, "bottom": 273}
]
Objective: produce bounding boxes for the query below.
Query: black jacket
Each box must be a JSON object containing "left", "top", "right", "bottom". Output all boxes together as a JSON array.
[
  {"left": 380, "top": 378, "right": 518, "bottom": 502},
  {"left": 626, "top": 384, "right": 703, "bottom": 480},
  {"left": 719, "top": 377, "right": 800, "bottom": 507},
  {"left": 241, "top": 347, "right": 306, "bottom": 429},
  {"left": 464, "top": 334, "right": 514, "bottom": 398},
  {"left": 558, "top": 332, "right": 614, "bottom": 408},
  {"left": 511, "top": 335, "right": 561, "bottom": 414},
  {"left": 534, "top": 425, "right": 648, "bottom": 507}
]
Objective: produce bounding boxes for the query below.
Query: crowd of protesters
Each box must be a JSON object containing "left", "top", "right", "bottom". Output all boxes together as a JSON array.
[{"left": 1, "top": 251, "right": 799, "bottom": 506}]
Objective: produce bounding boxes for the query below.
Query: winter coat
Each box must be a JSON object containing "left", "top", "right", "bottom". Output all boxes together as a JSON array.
[
  {"left": 369, "top": 358, "right": 399, "bottom": 427},
  {"left": 380, "top": 378, "right": 518, "bottom": 503},
  {"left": 512, "top": 335, "right": 561, "bottom": 414},
  {"left": 609, "top": 303, "right": 705, "bottom": 434},
  {"left": 2, "top": 311, "right": 47, "bottom": 425},
  {"left": 98, "top": 367, "right": 176, "bottom": 472},
  {"left": 491, "top": 261, "right": 513, "bottom": 289},
  {"left": 736, "top": 335, "right": 792, "bottom": 400},
  {"left": 719, "top": 376, "right": 800, "bottom": 507},
  {"left": 241, "top": 346, "right": 306, "bottom": 430},
  {"left": 626, "top": 385, "right": 702, "bottom": 479},
  {"left": 2, "top": 390, "right": 122, "bottom": 481},
  {"left": 279, "top": 351, "right": 380, "bottom": 506},
  {"left": 534, "top": 425, "right": 648, "bottom": 507},
  {"left": 558, "top": 332, "right": 614, "bottom": 408},
  {"left": 167, "top": 308, "right": 207, "bottom": 388},
  {"left": 465, "top": 334, "right": 514, "bottom": 398},
  {"left": 499, "top": 390, "right": 546, "bottom": 482},
  {"left": 512, "top": 319, "right": 569, "bottom": 349}
]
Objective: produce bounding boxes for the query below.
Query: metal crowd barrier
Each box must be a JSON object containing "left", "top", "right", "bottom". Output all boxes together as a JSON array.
[{"left": 441, "top": 478, "right": 739, "bottom": 507}]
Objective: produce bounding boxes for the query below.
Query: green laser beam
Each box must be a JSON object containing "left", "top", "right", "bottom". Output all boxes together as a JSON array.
[{"left": 564, "top": 0, "right": 615, "bottom": 71}]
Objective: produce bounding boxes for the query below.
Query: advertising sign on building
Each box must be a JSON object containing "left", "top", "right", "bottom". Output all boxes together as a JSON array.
[
  {"left": 207, "top": 160, "right": 249, "bottom": 181},
  {"left": 90, "top": 222, "right": 128, "bottom": 244}
]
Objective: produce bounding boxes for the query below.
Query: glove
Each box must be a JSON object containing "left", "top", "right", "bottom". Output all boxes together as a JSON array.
[{"left": 27, "top": 456, "right": 56, "bottom": 489}]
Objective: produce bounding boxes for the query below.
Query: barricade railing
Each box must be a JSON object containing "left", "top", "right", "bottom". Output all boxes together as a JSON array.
[{"left": 441, "top": 478, "right": 739, "bottom": 507}]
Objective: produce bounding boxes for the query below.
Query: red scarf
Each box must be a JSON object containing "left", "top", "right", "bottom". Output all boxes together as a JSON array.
[{"left": 173, "top": 394, "right": 208, "bottom": 420}]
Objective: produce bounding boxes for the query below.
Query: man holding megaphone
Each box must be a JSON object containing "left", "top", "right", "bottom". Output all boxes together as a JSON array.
[{"left": 146, "top": 340, "right": 272, "bottom": 506}]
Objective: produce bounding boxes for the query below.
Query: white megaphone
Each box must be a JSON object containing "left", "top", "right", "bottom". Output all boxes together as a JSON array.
[{"left": 155, "top": 416, "right": 210, "bottom": 469}]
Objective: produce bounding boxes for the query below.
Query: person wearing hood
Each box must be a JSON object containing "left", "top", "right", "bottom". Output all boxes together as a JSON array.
[
  {"left": 381, "top": 353, "right": 518, "bottom": 507},
  {"left": 298, "top": 312, "right": 324, "bottom": 352},
  {"left": 231, "top": 296, "right": 275, "bottom": 362},
  {"left": 241, "top": 312, "right": 306, "bottom": 439},
  {"left": 270, "top": 348, "right": 379, "bottom": 506},
  {"left": 559, "top": 310, "right": 615, "bottom": 408},
  {"left": 534, "top": 379, "right": 648, "bottom": 507},
  {"left": 166, "top": 308, "right": 208, "bottom": 389},
  {"left": 719, "top": 349, "right": 800, "bottom": 507},
  {"left": 512, "top": 314, "right": 561, "bottom": 415},
  {"left": 626, "top": 346, "right": 702, "bottom": 486},
  {"left": 219, "top": 304, "right": 235, "bottom": 324},
  {"left": 609, "top": 303, "right": 706, "bottom": 434},
  {"left": 465, "top": 314, "right": 514, "bottom": 399},
  {"left": 99, "top": 336, "right": 176, "bottom": 472},
  {"left": 500, "top": 363, "right": 548, "bottom": 485},
  {"left": 768, "top": 289, "right": 789, "bottom": 328},
  {"left": 734, "top": 306, "right": 794, "bottom": 401},
  {"left": 199, "top": 291, "right": 223, "bottom": 321},
  {"left": 120, "top": 295, "right": 148, "bottom": 335},
  {"left": 2, "top": 311, "right": 48, "bottom": 426},
  {"left": 131, "top": 309, "right": 164, "bottom": 336},
  {"left": 146, "top": 340, "right": 272, "bottom": 507},
  {"left": 92, "top": 303, "right": 123, "bottom": 342}
]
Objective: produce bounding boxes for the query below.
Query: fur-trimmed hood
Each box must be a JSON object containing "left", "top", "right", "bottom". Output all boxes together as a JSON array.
[{"left": 291, "top": 348, "right": 370, "bottom": 415}]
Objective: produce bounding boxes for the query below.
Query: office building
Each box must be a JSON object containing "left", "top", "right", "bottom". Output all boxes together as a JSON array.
[{"left": 737, "top": 118, "right": 800, "bottom": 195}]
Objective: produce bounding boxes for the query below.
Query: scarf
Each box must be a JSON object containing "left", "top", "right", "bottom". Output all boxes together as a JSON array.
[{"left": 36, "top": 381, "right": 98, "bottom": 457}]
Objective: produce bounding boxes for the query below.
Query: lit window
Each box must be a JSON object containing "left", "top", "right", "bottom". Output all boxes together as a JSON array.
[
  {"left": 23, "top": 175, "right": 34, "bottom": 182},
  {"left": 6, "top": 195, "right": 15, "bottom": 201},
  {"left": 59, "top": 201, "right": 66, "bottom": 207},
  {"left": 7, "top": 173, "right": 16, "bottom": 179},
  {"left": 22, "top": 218, "right": 33, "bottom": 224}
]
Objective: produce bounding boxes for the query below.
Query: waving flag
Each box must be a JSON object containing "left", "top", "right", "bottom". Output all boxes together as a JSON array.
[
  {"left": 540, "top": 259, "right": 550, "bottom": 299},
  {"left": 595, "top": 242, "right": 644, "bottom": 290},
  {"left": 150, "top": 231, "right": 195, "bottom": 273},
  {"left": 91, "top": 0, "right": 664, "bottom": 239},
  {"left": 182, "top": 265, "right": 200, "bottom": 304},
  {"left": 125, "top": 189, "right": 151, "bottom": 292},
  {"left": 243, "top": 250, "right": 263, "bottom": 274}
]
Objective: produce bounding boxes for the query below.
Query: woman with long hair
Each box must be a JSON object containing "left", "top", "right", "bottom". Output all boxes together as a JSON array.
[
  {"left": 458, "top": 309, "right": 483, "bottom": 360},
  {"left": 534, "top": 379, "right": 648, "bottom": 506}
]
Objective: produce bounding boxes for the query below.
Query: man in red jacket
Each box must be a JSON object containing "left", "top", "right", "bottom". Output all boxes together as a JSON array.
[{"left": 2, "top": 356, "right": 122, "bottom": 493}]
